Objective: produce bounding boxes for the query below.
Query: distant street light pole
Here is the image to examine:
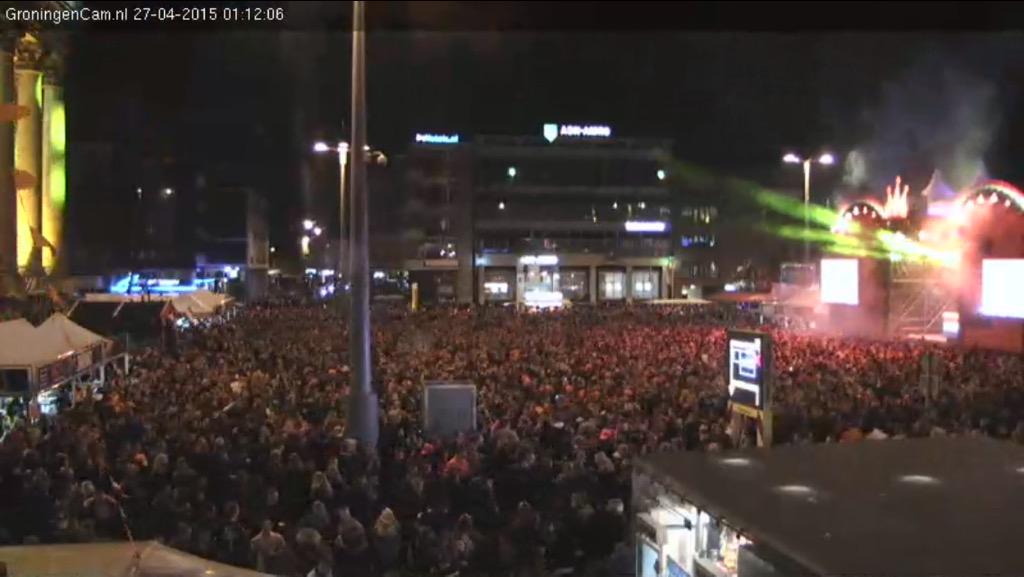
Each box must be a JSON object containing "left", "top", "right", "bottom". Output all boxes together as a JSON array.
[
  {"left": 347, "top": 0, "right": 378, "bottom": 448},
  {"left": 314, "top": 141, "right": 350, "bottom": 280},
  {"left": 784, "top": 152, "right": 834, "bottom": 263}
]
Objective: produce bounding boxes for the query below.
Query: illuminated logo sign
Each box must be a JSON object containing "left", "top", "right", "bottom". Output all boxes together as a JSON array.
[
  {"left": 519, "top": 255, "right": 559, "bottom": 266},
  {"left": 542, "top": 123, "right": 611, "bottom": 143},
  {"left": 543, "top": 124, "right": 559, "bottom": 143},
  {"left": 415, "top": 133, "right": 460, "bottom": 144}
]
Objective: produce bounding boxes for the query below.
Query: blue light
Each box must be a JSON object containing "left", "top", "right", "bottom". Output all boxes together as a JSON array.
[
  {"left": 109, "top": 274, "right": 216, "bottom": 295},
  {"left": 415, "top": 133, "right": 459, "bottom": 145}
]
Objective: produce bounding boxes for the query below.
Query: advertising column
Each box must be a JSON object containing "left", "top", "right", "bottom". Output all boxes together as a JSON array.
[{"left": 14, "top": 35, "right": 43, "bottom": 276}]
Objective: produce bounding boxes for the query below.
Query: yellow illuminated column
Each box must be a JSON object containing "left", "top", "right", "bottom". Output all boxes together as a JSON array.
[
  {"left": 41, "top": 78, "right": 64, "bottom": 274},
  {"left": 14, "top": 35, "right": 43, "bottom": 275}
]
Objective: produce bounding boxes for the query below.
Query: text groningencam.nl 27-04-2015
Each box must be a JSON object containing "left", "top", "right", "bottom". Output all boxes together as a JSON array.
[{"left": 3, "top": 4, "right": 287, "bottom": 27}]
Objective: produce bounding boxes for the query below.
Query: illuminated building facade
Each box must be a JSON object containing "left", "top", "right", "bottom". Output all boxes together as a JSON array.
[{"left": 400, "top": 127, "right": 690, "bottom": 304}]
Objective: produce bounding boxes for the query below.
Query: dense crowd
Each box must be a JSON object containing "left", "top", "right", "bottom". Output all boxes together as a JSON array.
[{"left": 2, "top": 302, "right": 1023, "bottom": 577}]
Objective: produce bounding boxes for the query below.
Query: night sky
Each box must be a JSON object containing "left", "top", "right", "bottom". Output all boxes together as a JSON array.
[{"left": 62, "top": 2, "right": 1024, "bottom": 265}]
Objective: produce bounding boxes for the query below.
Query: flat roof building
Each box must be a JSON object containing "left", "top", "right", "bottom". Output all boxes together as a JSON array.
[
  {"left": 634, "top": 437, "right": 1024, "bottom": 577},
  {"left": 399, "top": 125, "right": 725, "bottom": 305}
]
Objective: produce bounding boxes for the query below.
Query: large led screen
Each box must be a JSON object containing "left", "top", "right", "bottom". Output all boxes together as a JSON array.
[
  {"left": 981, "top": 259, "right": 1024, "bottom": 319},
  {"left": 820, "top": 258, "right": 859, "bottom": 305}
]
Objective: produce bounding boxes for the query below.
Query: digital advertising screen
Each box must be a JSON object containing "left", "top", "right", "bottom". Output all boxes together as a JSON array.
[
  {"left": 726, "top": 330, "right": 772, "bottom": 412},
  {"left": 980, "top": 259, "right": 1024, "bottom": 319},
  {"left": 820, "top": 258, "right": 859, "bottom": 305}
]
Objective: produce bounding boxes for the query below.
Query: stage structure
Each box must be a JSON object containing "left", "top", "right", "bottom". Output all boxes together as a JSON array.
[{"left": 824, "top": 175, "right": 1024, "bottom": 351}]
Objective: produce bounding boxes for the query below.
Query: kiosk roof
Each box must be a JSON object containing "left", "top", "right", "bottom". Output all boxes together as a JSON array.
[{"left": 638, "top": 437, "right": 1024, "bottom": 576}]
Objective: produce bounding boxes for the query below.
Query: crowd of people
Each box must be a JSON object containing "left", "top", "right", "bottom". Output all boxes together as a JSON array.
[{"left": 1, "top": 302, "right": 1023, "bottom": 577}]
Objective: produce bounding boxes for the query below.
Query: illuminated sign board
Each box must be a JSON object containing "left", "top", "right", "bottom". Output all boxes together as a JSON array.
[
  {"left": 520, "top": 255, "right": 559, "bottom": 266},
  {"left": 726, "top": 329, "right": 772, "bottom": 413},
  {"left": 415, "top": 133, "right": 460, "bottom": 144},
  {"left": 543, "top": 123, "right": 611, "bottom": 143},
  {"left": 624, "top": 220, "right": 667, "bottom": 233}
]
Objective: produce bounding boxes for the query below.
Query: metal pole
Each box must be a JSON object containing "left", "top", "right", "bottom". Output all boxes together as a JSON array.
[
  {"left": 338, "top": 146, "right": 349, "bottom": 280},
  {"left": 803, "top": 159, "right": 811, "bottom": 264},
  {"left": 346, "top": 0, "right": 379, "bottom": 448}
]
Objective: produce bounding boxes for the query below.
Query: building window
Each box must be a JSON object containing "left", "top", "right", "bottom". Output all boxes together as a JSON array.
[
  {"left": 681, "top": 206, "right": 718, "bottom": 224},
  {"left": 681, "top": 234, "right": 716, "bottom": 248},
  {"left": 598, "top": 270, "right": 625, "bottom": 300},
  {"left": 631, "top": 269, "right": 660, "bottom": 300},
  {"left": 483, "top": 269, "right": 514, "bottom": 302},
  {"left": 558, "top": 269, "right": 589, "bottom": 301}
]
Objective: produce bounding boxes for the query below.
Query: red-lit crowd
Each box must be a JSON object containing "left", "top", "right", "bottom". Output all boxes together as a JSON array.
[{"left": 1, "top": 303, "right": 1023, "bottom": 577}]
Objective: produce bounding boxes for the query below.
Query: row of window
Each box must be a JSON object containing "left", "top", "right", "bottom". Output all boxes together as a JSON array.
[
  {"left": 482, "top": 268, "right": 663, "bottom": 302},
  {"left": 678, "top": 262, "right": 719, "bottom": 279},
  {"left": 681, "top": 234, "right": 716, "bottom": 248}
]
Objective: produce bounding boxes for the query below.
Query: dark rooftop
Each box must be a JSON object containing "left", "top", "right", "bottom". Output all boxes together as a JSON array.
[{"left": 637, "top": 437, "right": 1024, "bottom": 577}]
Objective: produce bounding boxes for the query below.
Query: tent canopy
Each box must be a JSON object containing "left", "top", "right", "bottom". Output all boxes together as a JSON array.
[
  {"left": 0, "top": 540, "right": 270, "bottom": 577},
  {"left": 36, "top": 313, "right": 110, "bottom": 352},
  {"left": 172, "top": 290, "right": 232, "bottom": 318},
  {"left": 0, "top": 318, "right": 41, "bottom": 367},
  {"left": 0, "top": 314, "right": 110, "bottom": 370}
]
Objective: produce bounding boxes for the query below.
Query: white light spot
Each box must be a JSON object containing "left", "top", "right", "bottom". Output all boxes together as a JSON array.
[
  {"left": 719, "top": 457, "right": 751, "bottom": 467},
  {"left": 898, "top": 475, "right": 940, "bottom": 485},
  {"left": 775, "top": 484, "right": 815, "bottom": 495}
]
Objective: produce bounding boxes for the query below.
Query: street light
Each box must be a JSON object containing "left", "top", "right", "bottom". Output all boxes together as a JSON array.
[
  {"left": 313, "top": 226, "right": 323, "bottom": 237},
  {"left": 302, "top": 219, "right": 315, "bottom": 231},
  {"left": 657, "top": 169, "right": 666, "bottom": 181},
  {"left": 313, "top": 140, "right": 387, "bottom": 280},
  {"left": 783, "top": 151, "right": 834, "bottom": 263}
]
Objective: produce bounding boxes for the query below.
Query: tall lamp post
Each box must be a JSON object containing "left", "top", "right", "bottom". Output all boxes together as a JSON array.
[
  {"left": 347, "top": 0, "right": 378, "bottom": 448},
  {"left": 783, "top": 152, "right": 834, "bottom": 263}
]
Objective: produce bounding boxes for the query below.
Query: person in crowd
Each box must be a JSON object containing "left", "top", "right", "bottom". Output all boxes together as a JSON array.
[{"left": 1, "top": 301, "right": 1022, "bottom": 577}]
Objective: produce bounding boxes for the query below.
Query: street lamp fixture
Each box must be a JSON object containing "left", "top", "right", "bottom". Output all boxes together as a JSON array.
[
  {"left": 782, "top": 151, "right": 835, "bottom": 263},
  {"left": 313, "top": 141, "right": 331, "bottom": 153},
  {"left": 162, "top": 187, "right": 174, "bottom": 197},
  {"left": 303, "top": 219, "right": 315, "bottom": 231},
  {"left": 507, "top": 166, "right": 517, "bottom": 179},
  {"left": 313, "top": 226, "right": 323, "bottom": 237},
  {"left": 657, "top": 169, "right": 667, "bottom": 181}
]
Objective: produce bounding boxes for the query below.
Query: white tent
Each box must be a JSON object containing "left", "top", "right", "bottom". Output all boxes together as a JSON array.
[
  {"left": 191, "top": 289, "right": 233, "bottom": 310},
  {"left": 0, "top": 540, "right": 270, "bottom": 577},
  {"left": 171, "top": 294, "right": 216, "bottom": 318},
  {"left": 0, "top": 315, "right": 112, "bottom": 382},
  {"left": 172, "top": 290, "right": 233, "bottom": 318},
  {"left": 36, "top": 313, "right": 111, "bottom": 353},
  {"left": 0, "top": 318, "right": 45, "bottom": 367}
]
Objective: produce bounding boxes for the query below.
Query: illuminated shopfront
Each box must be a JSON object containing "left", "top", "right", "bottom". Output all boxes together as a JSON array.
[{"left": 634, "top": 465, "right": 768, "bottom": 577}]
